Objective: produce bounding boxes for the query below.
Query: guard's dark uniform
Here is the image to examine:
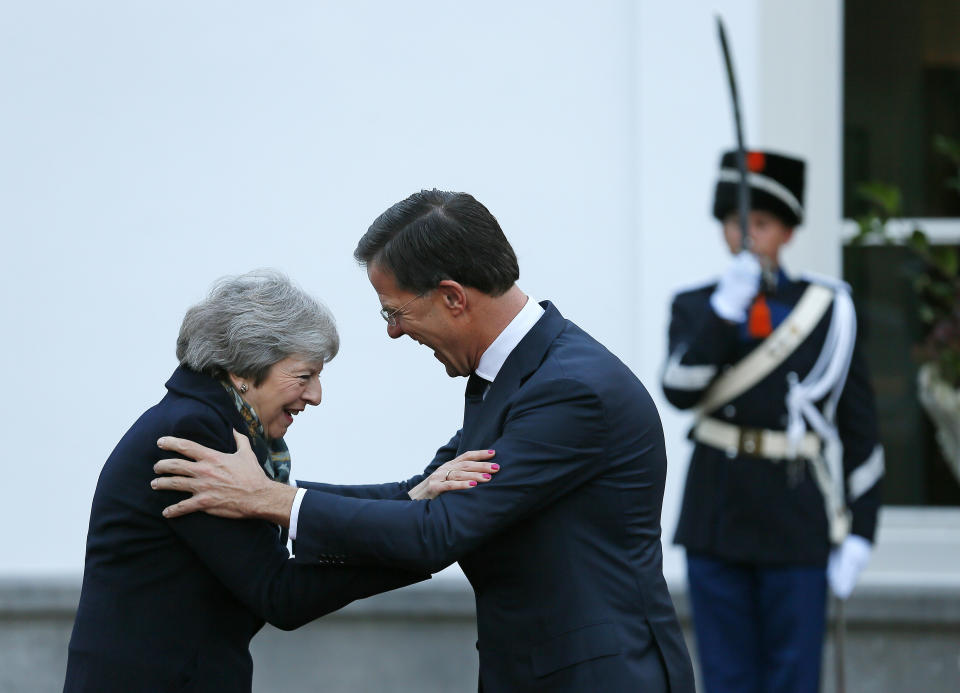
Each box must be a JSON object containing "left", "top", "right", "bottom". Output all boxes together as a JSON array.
[
  {"left": 665, "top": 274, "right": 882, "bottom": 562},
  {"left": 662, "top": 150, "right": 884, "bottom": 693}
]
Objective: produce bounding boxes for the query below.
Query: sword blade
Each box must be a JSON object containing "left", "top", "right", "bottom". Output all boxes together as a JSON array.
[
  {"left": 716, "top": 15, "right": 777, "bottom": 291},
  {"left": 716, "top": 15, "right": 751, "bottom": 252}
]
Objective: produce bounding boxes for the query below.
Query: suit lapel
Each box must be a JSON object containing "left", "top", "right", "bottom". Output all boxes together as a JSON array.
[{"left": 457, "top": 301, "right": 566, "bottom": 452}]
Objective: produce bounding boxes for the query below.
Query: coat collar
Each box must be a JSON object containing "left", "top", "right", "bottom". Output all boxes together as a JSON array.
[{"left": 165, "top": 365, "right": 246, "bottom": 433}]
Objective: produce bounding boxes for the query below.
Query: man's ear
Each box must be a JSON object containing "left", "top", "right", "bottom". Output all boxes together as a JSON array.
[{"left": 437, "top": 280, "right": 467, "bottom": 315}]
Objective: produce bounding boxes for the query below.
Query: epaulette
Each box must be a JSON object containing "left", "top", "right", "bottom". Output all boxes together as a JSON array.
[
  {"left": 673, "top": 277, "right": 719, "bottom": 297},
  {"left": 800, "top": 271, "right": 851, "bottom": 294}
]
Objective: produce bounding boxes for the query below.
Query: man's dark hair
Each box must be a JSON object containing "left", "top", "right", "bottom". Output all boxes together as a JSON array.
[{"left": 354, "top": 189, "right": 520, "bottom": 296}]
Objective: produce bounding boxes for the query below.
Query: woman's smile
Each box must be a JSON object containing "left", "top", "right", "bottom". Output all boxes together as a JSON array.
[{"left": 238, "top": 356, "right": 323, "bottom": 439}]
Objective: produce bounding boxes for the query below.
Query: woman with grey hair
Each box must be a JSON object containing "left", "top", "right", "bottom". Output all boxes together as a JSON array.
[{"left": 64, "top": 270, "right": 495, "bottom": 693}]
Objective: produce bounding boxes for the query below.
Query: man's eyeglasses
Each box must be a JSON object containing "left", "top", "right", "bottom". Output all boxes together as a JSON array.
[{"left": 380, "top": 292, "right": 427, "bottom": 327}]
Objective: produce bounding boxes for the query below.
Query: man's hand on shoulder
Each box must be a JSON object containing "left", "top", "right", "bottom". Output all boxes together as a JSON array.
[{"left": 152, "top": 430, "right": 296, "bottom": 526}]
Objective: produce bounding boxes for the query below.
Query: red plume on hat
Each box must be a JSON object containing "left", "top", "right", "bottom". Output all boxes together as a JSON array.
[{"left": 746, "top": 151, "right": 766, "bottom": 173}]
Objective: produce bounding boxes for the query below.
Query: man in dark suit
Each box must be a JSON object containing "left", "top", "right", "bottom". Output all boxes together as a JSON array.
[{"left": 155, "top": 190, "right": 695, "bottom": 692}]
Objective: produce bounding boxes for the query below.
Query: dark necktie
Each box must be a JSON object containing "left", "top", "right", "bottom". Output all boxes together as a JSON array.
[{"left": 462, "top": 372, "right": 489, "bottom": 434}]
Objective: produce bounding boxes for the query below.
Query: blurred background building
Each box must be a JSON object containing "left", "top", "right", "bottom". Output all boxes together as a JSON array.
[{"left": 1, "top": 0, "right": 957, "bottom": 690}]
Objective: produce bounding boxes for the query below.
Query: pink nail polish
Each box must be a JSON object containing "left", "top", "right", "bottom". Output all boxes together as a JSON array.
[
  {"left": 488, "top": 450, "right": 495, "bottom": 454},
  {"left": 469, "top": 481, "right": 477, "bottom": 486},
  {"left": 482, "top": 473, "right": 491, "bottom": 479},
  {"left": 490, "top": 464, "right": 500, "bottom": 470}
]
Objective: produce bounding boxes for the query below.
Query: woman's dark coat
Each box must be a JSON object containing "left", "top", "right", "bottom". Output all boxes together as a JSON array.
[{"left": 64, "top": 365, "right": 424, "bottom": 693}]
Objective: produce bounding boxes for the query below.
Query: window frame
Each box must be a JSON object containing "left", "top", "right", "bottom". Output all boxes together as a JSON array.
[{"left": 759, "top": 0, "right": 960, "bottom": 587}]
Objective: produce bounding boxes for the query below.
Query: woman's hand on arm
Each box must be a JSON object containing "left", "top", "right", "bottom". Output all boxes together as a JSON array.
[{"left": 407, "top": 449, "right": 498, "bottom": 500}]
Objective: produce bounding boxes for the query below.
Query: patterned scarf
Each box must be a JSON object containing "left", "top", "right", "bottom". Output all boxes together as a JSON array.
[{"left": 223, "top": 383, "right": 291, "bottom": 483}]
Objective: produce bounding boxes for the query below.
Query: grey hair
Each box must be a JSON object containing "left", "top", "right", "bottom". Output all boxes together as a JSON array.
[{"left": 176, "top": 269, "right": 339, "bottom": 385}]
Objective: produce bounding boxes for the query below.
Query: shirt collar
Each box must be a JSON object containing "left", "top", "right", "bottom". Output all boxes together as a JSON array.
[{"left": 474, "top": 296, "right": 544, "bottom": 383}]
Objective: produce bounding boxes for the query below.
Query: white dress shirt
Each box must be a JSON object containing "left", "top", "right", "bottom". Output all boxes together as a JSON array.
[
  {"left": 289, "top": 295, "right": 544, "bottom": 541},
  {"left": 474, "top": 295, "right": 544, "bottom": 383}
]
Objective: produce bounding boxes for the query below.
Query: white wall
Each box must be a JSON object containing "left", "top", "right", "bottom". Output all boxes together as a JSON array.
[
  {"left": 635, "top": 0, "right": 762, "bottom": 580},
  {"left": 758, "top": 0, "right": 844, "bottom": 277},
  {"left": 1, "top": 1, "right": 769, "bottom": 581}
]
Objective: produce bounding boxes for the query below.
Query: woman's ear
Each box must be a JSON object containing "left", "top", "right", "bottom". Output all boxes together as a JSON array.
[{"left": 227, "top": 373, "right": 246, "bottom": 392}]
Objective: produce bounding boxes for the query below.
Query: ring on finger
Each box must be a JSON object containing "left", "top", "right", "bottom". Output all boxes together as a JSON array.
[{"left": 445, "top": 470, "right": 454, "bottom": 481}]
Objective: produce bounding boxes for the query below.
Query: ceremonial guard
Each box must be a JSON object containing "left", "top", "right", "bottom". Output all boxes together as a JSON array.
[{"left": 662, "top": 150, "right": 884, "bottom": 693}]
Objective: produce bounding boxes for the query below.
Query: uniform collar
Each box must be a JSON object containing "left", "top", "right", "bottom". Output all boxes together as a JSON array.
[
  {"left": 777, "top": 266, "right": 791, "bottom": 286},
  {"left": 474, "top": 295, "right": 544, "bottom": 383},
  {"left": 767, "top": 266, "right": 794, "bottom": 295}
]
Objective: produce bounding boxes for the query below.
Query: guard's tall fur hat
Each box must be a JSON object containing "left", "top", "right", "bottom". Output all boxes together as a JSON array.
[{"left": 713, "top": 150, "right": 805, "bottom": 227}]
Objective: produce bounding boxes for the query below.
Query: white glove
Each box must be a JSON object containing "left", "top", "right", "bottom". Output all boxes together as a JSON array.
[
  {"left": 710, "top": 251, "right": 762, "bottom": 322},
  {"left": 827, "top": 534, "right": 872, "bottom": 600}
]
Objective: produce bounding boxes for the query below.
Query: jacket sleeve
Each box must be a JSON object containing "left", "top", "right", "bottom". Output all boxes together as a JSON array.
[
  {"left": 157, "top": 413, "right": 428, "bottom": 631},
  {"left": 295, "top": 431, "right": 463, "bottom": 500},
  {"left": 835, "top": 339, "right": 884, "bottom": 542},
  {"left": 661, "top": 290, "right": 742, "bottom": 410},
  {"left": 292, "top": 378, "right": 609, "bottom": 573}
]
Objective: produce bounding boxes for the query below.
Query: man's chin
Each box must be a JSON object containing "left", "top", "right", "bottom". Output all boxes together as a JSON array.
[
  {"left": 439, "top": 360, "right": 469, "bottom": 378},
  {"left": 431, "top": 350, "right": 470, "bottom": 378}
]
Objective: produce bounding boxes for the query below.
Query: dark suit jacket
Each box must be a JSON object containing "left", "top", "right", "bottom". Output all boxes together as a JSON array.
[
  {"left": 294, "top": 302, "right": 695, "bottom": 692},
  {"left": 64, "top": 366, "right": 425, "bottom": 693}
]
